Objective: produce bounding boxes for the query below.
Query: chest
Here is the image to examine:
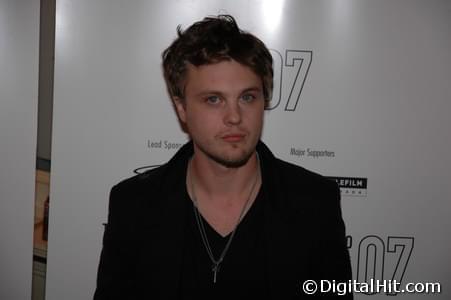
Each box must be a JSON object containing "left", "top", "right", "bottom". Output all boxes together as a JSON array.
[{"left": 180, "top": 192, "right": 269, "bottom": 298}]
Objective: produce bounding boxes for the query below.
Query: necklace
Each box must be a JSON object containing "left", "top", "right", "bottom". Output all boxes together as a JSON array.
[{"left": 188, "top": 153, "right": 260, "bottom": 284}]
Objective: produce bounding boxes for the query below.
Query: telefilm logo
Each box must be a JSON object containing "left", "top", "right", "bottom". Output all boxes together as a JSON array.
[{"left": 328, "top": 176, "right": 368, "bottom": 197}]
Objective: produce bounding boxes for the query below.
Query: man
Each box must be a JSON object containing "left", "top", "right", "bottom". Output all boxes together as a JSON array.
[{"left": 94, "top": 15, "right": 352, "bottom": 299}]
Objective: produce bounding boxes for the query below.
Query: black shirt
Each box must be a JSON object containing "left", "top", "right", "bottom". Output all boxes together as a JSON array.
[{"left": 179, "top": 185, "right": 268, "bottom": 299}]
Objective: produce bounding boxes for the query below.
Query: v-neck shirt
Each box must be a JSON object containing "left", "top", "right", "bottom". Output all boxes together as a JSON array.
[{"left": 178, "top": 184, "right": 268, "bottom": 299}]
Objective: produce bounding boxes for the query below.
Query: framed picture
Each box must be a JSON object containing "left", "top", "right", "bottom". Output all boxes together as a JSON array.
[{"left": 34, "top": 169, "right": 49, "bottom": 256}]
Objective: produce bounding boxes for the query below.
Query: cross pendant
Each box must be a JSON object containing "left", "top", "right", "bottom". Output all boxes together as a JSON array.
[{"left": 212, "top": 264, "right": 220, "bottom": 283}]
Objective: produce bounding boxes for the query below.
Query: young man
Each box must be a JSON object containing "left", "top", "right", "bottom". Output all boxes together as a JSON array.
[{"left": 94, "top": 15, "right": 352, "bottom": 299}]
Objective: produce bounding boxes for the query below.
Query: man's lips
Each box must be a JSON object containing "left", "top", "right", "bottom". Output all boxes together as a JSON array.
[{"left": 221, "top": 133, "right": 246, "bottom": 142}]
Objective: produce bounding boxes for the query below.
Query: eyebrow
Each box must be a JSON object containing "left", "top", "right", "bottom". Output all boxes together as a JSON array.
[
  {"left": 240, "top": 87, "right": 262, "bottom": 94},
  {"left": 195, "top": 86, "right": 262, "bottom": 97}
]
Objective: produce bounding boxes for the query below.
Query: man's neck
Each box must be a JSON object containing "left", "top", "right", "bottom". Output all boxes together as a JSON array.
[{"left": 187, "top": 147, "right": 262, "bottom": 237}]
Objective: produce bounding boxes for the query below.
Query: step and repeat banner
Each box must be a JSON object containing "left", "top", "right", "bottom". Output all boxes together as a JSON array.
[
  {"left": 0, "top": 0, "right": 40, "bottom": 299},
  {"left": 47, "top": 0, "right": 451, "bottom": 299}
]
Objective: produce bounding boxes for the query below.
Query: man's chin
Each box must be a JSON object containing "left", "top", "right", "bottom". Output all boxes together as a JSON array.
[{"left": 206, "top": 151, "right": 254, "bottom": 168}]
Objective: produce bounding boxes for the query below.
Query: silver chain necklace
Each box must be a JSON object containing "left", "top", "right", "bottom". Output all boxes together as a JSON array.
[{"left": 188, "top": 153, "right": 260, "bottom": 284}]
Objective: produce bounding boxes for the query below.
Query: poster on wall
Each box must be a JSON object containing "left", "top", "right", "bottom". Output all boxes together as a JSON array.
[{"left": 47, "top": 0, "right": 451, "bottom": 299}]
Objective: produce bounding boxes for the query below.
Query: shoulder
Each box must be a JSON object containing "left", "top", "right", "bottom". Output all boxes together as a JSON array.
[
  {"left": 262, "top": 155, "right": 341, "bottom": 219},
  {"left": 110, "top": 164, "right": 169, "bottom": 198},
  {"left": 110, "top": 141, "right": 193, "bottom": 198},
  {"left": 257, "top": 140, "right": 337, "bottom": 197},
  {"left": 107, "top": 142, "right": 192, "bottom": 217},
  {"left": 273, "top": 158, "right": 338, "bottom": 195},
  {"left": 257, "top": 140, "right": 339, "bottom": 210},
  {"left": 105, "top": 164, "right": 172, "bottom": 227}
]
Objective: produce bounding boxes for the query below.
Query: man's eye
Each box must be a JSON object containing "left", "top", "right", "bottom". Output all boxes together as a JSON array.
[
  {"left": 206, "top": 95, "right": 220, "bottom": 104},
  {"left": 241, "top": 94, "right": 255, "bottom": 102}
]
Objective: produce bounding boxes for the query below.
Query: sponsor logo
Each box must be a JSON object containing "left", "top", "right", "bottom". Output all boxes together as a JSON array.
[
  {"left": 328, "top": 176, "right": 368, "bottom": 197},
  {"left": 133, "top": 164, "right": 160, "bottom": 174}
]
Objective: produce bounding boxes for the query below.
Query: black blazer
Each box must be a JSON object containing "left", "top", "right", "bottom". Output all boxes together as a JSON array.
[{"left": 94, "top": 141, "right": 353, "bottom": 299}]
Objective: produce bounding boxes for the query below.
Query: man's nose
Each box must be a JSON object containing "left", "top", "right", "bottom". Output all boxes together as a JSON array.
[{"left": 224, "top": 101, "right": 242, "bottom": 125}]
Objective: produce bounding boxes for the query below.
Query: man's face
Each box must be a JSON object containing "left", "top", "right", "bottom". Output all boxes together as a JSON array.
[{"left": 174, "top": 59, "right": 265, "bottom": 168}]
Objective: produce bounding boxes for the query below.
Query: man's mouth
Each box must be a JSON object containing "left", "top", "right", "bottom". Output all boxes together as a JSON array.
[{"left": 221, "top": 133, "right": 245, "bottom": 142}]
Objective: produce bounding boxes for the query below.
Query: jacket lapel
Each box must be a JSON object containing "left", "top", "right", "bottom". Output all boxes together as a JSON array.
[
  {"left": 258, "top": 142, "right": 315, "bottom": 299},
  {"left": 263, "top": 193, "right": 316, "bottom": 299},
  {"left": 136, "top": 143, "right": 193, "bottom": 298}
]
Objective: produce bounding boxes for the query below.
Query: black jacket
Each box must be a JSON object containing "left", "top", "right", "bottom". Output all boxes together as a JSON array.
[{"left": 94, "top": 141, "right": 353, "bottom": 299}]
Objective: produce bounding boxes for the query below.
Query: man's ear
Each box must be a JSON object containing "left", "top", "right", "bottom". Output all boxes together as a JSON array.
[{"left": 173, "top": 97, "right": 187, "bottom": 123}]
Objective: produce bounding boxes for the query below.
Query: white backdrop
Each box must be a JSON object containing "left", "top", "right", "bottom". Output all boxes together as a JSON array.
[
  {"left": 47, "top": 0, "right": 451, "bottom": 299},
  {"left": 0, "top": 0, "right": 40, "bottom": 299}
]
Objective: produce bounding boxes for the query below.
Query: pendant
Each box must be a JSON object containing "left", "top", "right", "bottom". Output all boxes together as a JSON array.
[{"left": 212, "top": 263, "right": 220, "bottom": 283}]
